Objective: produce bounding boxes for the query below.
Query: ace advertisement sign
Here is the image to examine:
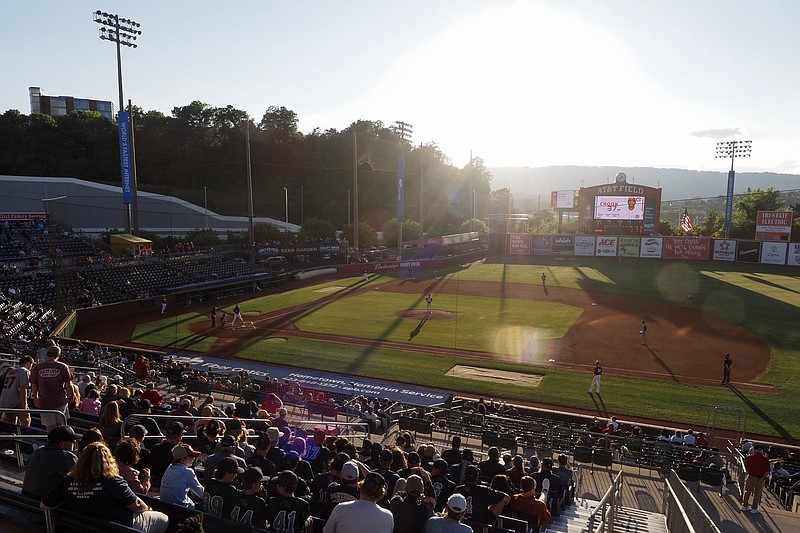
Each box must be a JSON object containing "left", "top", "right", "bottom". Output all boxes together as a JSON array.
[{"left": 595, "top": 236, "right": 618, "bottom": 256}]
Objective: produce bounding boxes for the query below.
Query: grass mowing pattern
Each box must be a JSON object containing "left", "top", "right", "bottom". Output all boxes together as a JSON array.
[{"left": 130, "top": 259, "right": 800, "bottom": 439}]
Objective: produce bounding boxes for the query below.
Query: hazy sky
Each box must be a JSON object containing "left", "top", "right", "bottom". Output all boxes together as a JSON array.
[{"left": 2, "top": 0, "right": 799, "bottom": 173}]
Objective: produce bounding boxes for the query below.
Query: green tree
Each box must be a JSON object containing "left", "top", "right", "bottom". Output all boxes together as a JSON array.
[
  {"left": 381, "top": 218, "right": 420, "bottom": 246},
  {"left": 527, "top": 210, "right": 557, "bottom": 234},
  {"left": 659, "top": 219, "right": 676, "bottom": 235},
  {"left": 298, "top": 217, "right": 336, "bottom": 241},
  {"left": 693, "top": 209, "right": 725, "bottom": 237},
  {"left": 731, "top": 187, "right": 786, "bottom": 239},
  {"left": 457, "top": 218, "right": 489, "bottom": 238},
  {"left": 342, "top": 221, "right": 378, "bottom": 248},
  {"left": 186, "top": 229, "right": 221, "bottom": 247}
]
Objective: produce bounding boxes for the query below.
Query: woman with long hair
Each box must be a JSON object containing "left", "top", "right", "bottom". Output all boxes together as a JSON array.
[
  {"left": 99, "top": 400, "right": 123, "bottom": 448},
  {"left": 41, "top": 441, "right": 169, "bottom": 533},
  {"left": 114, "top": 437, "right": 151, "bottom": 495}
]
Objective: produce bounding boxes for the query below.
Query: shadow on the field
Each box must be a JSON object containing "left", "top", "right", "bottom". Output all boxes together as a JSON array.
[
  {"left": 590, "top": 392, "right": 608, "bottom": 417},
  {"left": 647, "top": 346, "right": 678, "bottom": 382},
  {"left": 728, "top": 386, "right": 796, "bottom": 444},
  {"left": 742, "top": 273, "right": 800, "bottom": 296},
  {"left": 408, "top": 316, "right": 428, "bottom": 341}
]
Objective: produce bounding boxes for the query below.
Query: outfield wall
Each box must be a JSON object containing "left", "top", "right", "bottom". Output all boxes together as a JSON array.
[{"left": 508, "top": 234, "right": 800, "bottom": 266}]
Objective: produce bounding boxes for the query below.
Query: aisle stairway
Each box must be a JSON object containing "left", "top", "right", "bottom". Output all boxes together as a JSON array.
[{"left": 542, "top": 499, "right": 669, "bottom": 533}]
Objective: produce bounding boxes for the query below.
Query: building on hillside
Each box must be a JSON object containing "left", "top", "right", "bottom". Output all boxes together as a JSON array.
[{"left": 29, "top": 86, "right": 115, "bottom": 120}]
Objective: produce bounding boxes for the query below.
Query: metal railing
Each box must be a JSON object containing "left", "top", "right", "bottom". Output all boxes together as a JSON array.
[
  {"left": 586, "top": 469, "right": 624, "bottom": 533},
  {"left": 662, "top": 469, "right": 722, "bottom": 533},
  {"left": 0, "top": 408, "right": 70, "bottom": 466}
]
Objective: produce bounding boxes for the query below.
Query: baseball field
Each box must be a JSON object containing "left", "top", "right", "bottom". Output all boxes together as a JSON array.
[{"left": 85, "top": 257, "right": 800, "bottom": 441}]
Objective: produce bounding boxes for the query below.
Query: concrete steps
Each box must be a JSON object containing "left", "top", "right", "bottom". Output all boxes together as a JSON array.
[{"left": 541, "top": 499, "right": 668, "bottom": 533}]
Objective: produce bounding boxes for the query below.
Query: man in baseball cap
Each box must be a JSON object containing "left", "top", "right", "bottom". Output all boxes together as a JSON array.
[
  {"left": 202, "top": 457, "right": 244, "bottom": 519},
  {"left": 229, "top": 467, "right": 270, "bottom": 528},
  {"left": 267, "top": 470, "right": 312, "bottom": 533},
  {"left": 22, "top": 425, "right": 79, "bottom": 499},
  {"left": 149, "top": 421, "right": 185, "bottom": 488},
  {"left": 203, "top": 434, "right": 246, "bottom": 482},
  {"left": 324, "top": 471, "right": 393, "bottom": 532},
  {"left": 425, "top": 493, "right": 471, "bottom": 532},
  {"left": 324, "top": 460, "right": 362, "bottom": 504}
]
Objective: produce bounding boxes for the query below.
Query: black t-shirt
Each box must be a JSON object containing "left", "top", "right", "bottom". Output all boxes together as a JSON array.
[
  {"left": 324, "top": 481, "right": 360, "bottom": 504},
  {"left": 532, "top": 471, "right": 563, "bottom": 499},
  {"left": 41, "top": 475, "right": 136, "bottom": 526},
  {"left": 454, "top": 483, "right": 506, "bottom": 524},
  {"left": 440, "top": 449, "right": 461, "bottom": 466},
  {"left": 374, "top": 467, "right": 400, "bottom": 497},
  {"left": 229, "top": 491, "right": 270, "bottom": 528},
  {"left": 430, "top": 474, "right": 456, "bottom": 512},
  {"left": 148, "top": 440, "right": 175, "bottom": 486},
  {"left": 310, "top": 472, "right": 338, "bottom": 502},
  {"left": 478, "top": 459, "right": 507, "bottom": 482},
  {"left": 247, "top": 455, "right": 278, "bottom": 478},
  {"left": 203, "top": 479, "right": 242, "bottom": 519},
  {"left": 389, "top": 493, "right": 434, "bottom": 533},
  {"left": 265, "top": 495, "right": 311, "bottom": 533}
]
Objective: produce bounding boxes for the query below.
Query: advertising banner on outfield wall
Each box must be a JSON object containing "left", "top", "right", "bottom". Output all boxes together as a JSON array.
[
  {"left": 618, "top": 237, "right": 640, "bottom": 257},
  {"left": 761, "top": 242, "right": 788, "bottom": 265},
  {"left": 509, "top": 234, "right": 530, "bottom": 254},
  {"left": 639, "top": 237, "right": 663, "bottom": 258},
  {"left": 663, "top": 237, "right": 711, "bottom": 261},
  {"left": 756, "top": 211, "right": 793, "bottom": 241},
  {"left": 788, "top": 243, "right": 800, "bottom": 266},
  {"left": 167, "top": 354, "right": 452, "bottom": 407},
  {"left": 736, "top": 240, "right": 761, "bottom": 263},
  {"left": 532, "top": 235, "right": 552, "bottom": 255},
  {"left": 712, "top": 239, "right": 737, "bottom": 262},
  {"left": 595, "top": 236, "right": 618, "bottom": 256},
  {"left": 574, "top": 236, "right": 595, "bottom": 256},
  {"left": 552, "top": 235, "right": 574, "bottom": 256}
]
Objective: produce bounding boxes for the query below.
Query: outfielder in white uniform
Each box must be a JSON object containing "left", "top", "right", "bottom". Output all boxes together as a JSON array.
[{"left": 588, "top": 360, "right": 602, "bottom": 394}]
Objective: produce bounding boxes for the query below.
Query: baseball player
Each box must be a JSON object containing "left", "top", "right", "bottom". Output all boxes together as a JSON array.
[
  {"left": 588, "top": 360, "right": 602, "bottom": 395},
  {"left": 231, "top": 304, "right": 244, "bottom": 327},
  {"left": 640, "top": 321, "right": 648, "bottom": 345},
  {"left": 425, "top": 293, "right": 433, "bottom": 313}
]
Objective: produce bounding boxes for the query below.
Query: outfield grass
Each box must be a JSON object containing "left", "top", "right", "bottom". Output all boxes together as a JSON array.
[{"left": 130, "top": 258, "right": 800, "bottom": 440}]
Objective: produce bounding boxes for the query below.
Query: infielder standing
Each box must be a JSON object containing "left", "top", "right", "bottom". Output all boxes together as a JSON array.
[
  {"left": 640, "top": 320, "right": 648, "bottom": 345},
  {"left": 425, "top": 293, "right": 433, "bottom": 313},
  {"left": 588, "top": 360, "right": 602, "bottom": 395}
]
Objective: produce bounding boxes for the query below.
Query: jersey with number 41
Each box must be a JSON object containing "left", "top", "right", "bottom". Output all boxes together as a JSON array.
[{"left": 266, "top": 495, "right": 311, "bottom": 533}]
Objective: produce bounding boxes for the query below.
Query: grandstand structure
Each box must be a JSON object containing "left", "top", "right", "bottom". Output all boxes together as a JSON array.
[
  {"left": 1, "top": 216, "right": 799, "bottom": 531},
  {"left": 0, "top": 175, "right": 301, "bottom": 237}
]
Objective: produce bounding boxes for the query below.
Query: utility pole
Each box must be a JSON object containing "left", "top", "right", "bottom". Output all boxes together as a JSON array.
[
  {"left": 93, "top": 10, "right": 141, "bottom": 234},
  {"left": 716, "top": 140, "right": 752, "bottom": 238},
  {"left": 352, "top": 130, "right": 359, "bottom": 250},
  {"left": 392, "top": 121, "right": 413, "bottom": 260}
]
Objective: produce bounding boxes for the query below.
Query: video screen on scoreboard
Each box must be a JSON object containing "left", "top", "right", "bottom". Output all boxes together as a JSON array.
[{"left": 594, "top": 196, "right": 644, "bottom": 220}]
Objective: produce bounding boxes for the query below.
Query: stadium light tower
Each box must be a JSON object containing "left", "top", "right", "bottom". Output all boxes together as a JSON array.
[
  {"left": 392, "top": 121, "right": 413, "bottom": 259},
  {"left": 715, "top": 140, "right": 752, "bottom": 238},
  {"left": 93, "top": 10, "right": 142, "bottom": 234}
]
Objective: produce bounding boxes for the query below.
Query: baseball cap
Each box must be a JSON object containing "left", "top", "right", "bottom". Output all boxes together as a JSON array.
[
  {"left": 266, "top": 427, "right": 280, "bottom": 443},
  {"left": 227, "top": 419, "right": 244, "bottom": 434},
  {"left": 379, "top": 449, "right": 393, "bottom": 462},
  {"left": 220, "top": 435, "right": 237, "bottom": 447},
  {"left": 433, "top": 459, "right": 449, "bottom": 471},
  {"left": 165, "top": 421, "right": 185, "bottom": 436},
  {"left": 363, "top": 472, "right": 386, "bottom": 488},
  {"left": 47, "top": 425, "right": 80, "bottom": 444},
  {"left": 291, "top": 437, "right": 306, "bottom": 454},
  {"left": 272, "top": 470, "right": 299, "bottom": 491},
  {"left": 86, "top": 371, "right": 96, "bottom": 377},
  {"left": 447, "top": 493, "right": 467, "bottom": 513},
  {"left": 331, "top": 453, "right": 351, "bottom": 471},
  {"left": 216, "top": 457, "right": 245, "bottom": 475},
  {"left": 396, "top": 436, "right": 405, "bottom": 444},
  {"left": 341, "top": 461, "right": 360, "bottom": 481},
  {"left": 226, "top": 403, "right": 236, "bottom": 411},
  {"left": 529, "top": 455, "right": 540, "bottom": 467},
  {"left": 405, "top": 474, "right": 424, "bottom": 495},
  {"left": 241, "top": 467, "right": 269, "bottom": 484},
  {"left": 179, "top": 398, "right": 191, "bottom": 408},
  {"left": 285, "top": 451, "right": 301, "bottom": 464},
  {"left": 407, "top": 452, "right": 421, "bottom": 465},
  {"left": 172, "top": 444, "right": 201, "bottom": 460},
  {"left": 464, "top": 464, "right": 480, "bottom": 481}
]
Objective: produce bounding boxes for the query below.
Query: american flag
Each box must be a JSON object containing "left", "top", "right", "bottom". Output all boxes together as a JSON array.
[{"left": 680, "top": 209, "right": 693, "bottom": 232}]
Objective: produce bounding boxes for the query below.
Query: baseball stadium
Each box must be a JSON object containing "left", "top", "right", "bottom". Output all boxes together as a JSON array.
[{"left": 1, "top": 169, "right": 799, "bottom": 533}]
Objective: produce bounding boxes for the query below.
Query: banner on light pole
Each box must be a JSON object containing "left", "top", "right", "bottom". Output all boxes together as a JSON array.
[{"left": 118, "top": 111, "right": 133, "bottom": 205}]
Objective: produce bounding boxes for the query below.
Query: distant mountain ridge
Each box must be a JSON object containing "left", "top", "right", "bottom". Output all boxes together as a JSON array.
[{"left": 489, "top": 166, "right": 800, "bottom": 202}]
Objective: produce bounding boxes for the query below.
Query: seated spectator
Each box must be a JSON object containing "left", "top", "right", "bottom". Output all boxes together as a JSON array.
[
  {"left": 204, "top": 435, "right": 247, "bottom": 482},
  {"left": 266, "top": 470, "right": 312, "bottom": 533},
  {"left": 139, "top": 383, "right": 163, "bottom": 407},
  {"left": 114, "top": 437, "right": 151, "bottom": 495},
  {"left": 99, "top": 400, "right": 124, "bottom": 449},
  {"left": 478, "top": 447, "right": 507, "bottom": 483},
  {"left": 323, "top": 472, "right": 393, "bottom": 533},
  {"left": 230, "top": 467, "right": 270, "bottom": 528},
  {"left": 22, "top": 425, "right": 80, "bottom": 499},
  {"left": 390, "top": 473, "right": 435, "bottom": 533},
  {"left": 40, "top": 442, "right": 169, "bottom": 533},
  {"left": 552, "top": 454, "right": 575, "bottom": 504},
  {"left": 160, "top": 444, "right": 203, "bottom": 508},
  {"left": 423, "top": 493, "right": 471, "bottom": 533},
  {"left": 202, "top": 457, "right": 244, "bottom": 520},
  {"left": 509, "top": 475, "right": 551, "bottom": 529},
  {"left": 453, "top": 464, "right": 510, "bottom": 524}
]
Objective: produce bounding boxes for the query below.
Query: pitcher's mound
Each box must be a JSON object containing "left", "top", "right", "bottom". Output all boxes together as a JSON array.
[{"left": 396, "top": 310, "right": 455, "bottom": 320}]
